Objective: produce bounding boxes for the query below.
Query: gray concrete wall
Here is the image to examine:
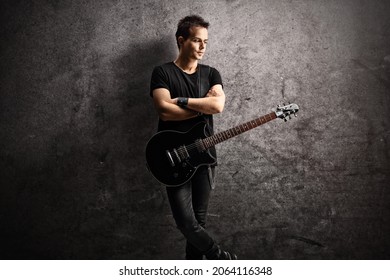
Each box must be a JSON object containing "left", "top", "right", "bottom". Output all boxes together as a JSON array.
[{"left": 0, "top": 0, "right": 389, "bottom": 259}]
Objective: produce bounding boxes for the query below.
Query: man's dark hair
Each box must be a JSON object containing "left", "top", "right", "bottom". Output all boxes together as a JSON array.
[{"left": 175, "top": 15, "right": 209, "bottom": 49}]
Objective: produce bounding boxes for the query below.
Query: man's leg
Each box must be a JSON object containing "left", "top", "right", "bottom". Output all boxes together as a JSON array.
[
  {"left": 166, "top": 167, "right": 214, "bottom": 258},
  {"left": 166, "top": 166, "right": 237, "bottom": 259},
  {"left": 185, "top": 166, "right": 212, "bottom": 259}
]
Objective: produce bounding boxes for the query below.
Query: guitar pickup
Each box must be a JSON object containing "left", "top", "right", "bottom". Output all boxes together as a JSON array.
[{"left": 166, "top": 150, "right": 176, "bottom": 167}]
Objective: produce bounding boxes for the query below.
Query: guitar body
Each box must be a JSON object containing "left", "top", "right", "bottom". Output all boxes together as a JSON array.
[{"left": 145, "top": 122, "right": 216, "bottom": 187}]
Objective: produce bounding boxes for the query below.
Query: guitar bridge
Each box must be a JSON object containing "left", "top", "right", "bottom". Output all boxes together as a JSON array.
[{"left": 178, "top": 145, "right": 190, "bottom": 160}]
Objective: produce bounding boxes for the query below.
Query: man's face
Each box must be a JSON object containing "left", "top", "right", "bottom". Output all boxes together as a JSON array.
[{"left": 180, "top": 26, "right": 208, "bottom": 60}]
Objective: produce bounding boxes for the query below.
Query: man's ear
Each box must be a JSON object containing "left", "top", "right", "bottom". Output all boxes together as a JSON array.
[{"left": 177, "top": 36, "right": 185, "bottom": 47}]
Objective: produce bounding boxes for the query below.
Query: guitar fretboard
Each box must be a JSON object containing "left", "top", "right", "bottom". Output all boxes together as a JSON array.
[{"left": 202, "top": 112, "right": 277, "bottom": 149}]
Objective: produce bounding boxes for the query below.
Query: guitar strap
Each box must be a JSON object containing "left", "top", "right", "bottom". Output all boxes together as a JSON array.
[
  {"left": 198, "top": 64, "right": 211, "bottom": 97},
  {"left": 198, "top": 64, "right": 213, "bottom": 133},
  {"left": 198, "top": 64, "right": 217, "bottom": 188}
]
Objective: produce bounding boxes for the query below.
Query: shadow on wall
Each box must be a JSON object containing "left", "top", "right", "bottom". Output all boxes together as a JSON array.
[
  {"left": 106, "top": 35, "right": 181, "bottom": 259},
  {"left": 0, "top": 34, "right": 178, "bottom": 259},
  {"left": 69, "top": 35, "right": 180, "bottom": 259}
]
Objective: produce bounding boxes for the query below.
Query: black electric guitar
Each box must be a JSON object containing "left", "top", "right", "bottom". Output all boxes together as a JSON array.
[{"left": 145, "top": 103, "right": 299, "bottom": 186}]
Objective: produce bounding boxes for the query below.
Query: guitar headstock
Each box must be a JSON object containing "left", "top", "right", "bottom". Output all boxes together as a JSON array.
[{"left": 275, "top": 103, "right": 299, "bottom": 121}]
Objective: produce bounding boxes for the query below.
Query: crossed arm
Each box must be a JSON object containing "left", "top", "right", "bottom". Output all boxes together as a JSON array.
[{"left": 152, "top": 84, "right": 225, "bottom": 121}]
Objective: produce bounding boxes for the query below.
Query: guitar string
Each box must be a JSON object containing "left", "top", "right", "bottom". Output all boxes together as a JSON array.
[
  {"left": 174, "top": 110, "right": 296, "bottom": 158},
  {"left": 181, "top": 113, "right": 276, "bottom": 152},
  {"left": 182, "top": 126, "right": 243, "bottom": 152}
]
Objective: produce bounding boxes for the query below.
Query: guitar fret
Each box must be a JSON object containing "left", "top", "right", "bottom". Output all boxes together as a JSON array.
[
  {"left": 209, "top": 137, "right": 213, "bottom": 147},
  {"left": 207, "top": 138, "right": 212, "bottom": 147},
  {"left": 222, "top": 131, "right": 227, "bottom": 141},
  {"left": 251, "top": 120, "right": 256, "bottom": 128}
]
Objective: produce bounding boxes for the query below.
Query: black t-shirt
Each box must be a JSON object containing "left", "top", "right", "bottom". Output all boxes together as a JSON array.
[
  {"left": 150, "top": 62, "right": 223, "bottom": 162},
  {"left": 150, "top": 62, "right": 222, "bottom": 99}
]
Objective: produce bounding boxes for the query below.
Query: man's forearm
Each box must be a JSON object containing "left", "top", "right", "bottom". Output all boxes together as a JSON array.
[
  {"left": 186, "top": 96, "right": 224, "bottom": 114},
  {"left": 173, "top": 95, "right": 225, "bottom": 115},
  {"left": 158, "top": 101, "right": 199, "bottom": 121}
]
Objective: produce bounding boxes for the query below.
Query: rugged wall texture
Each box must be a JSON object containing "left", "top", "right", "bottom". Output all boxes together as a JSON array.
[{"left": 1, "top": 0, "right": 389, "bottom": 259}]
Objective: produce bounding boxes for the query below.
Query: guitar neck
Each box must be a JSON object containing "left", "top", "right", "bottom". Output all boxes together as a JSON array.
[{"left": 202, "top": 112, "right": 277, "bottom": 149}]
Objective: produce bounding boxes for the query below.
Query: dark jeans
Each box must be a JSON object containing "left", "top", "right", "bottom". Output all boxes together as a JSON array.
[{"left": 166, "top": 165, "right": 215, "bottom": 259}]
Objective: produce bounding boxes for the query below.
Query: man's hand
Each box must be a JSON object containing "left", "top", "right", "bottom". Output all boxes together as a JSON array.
[
  {"left": 186, "top": 84, "right": 225, "bottom": 114},
  {"left": 206, "top": 88, "right": 223, "bottom": 97},
  {"left": 152, "top": 88, "right": 198, "bottom": 121}
]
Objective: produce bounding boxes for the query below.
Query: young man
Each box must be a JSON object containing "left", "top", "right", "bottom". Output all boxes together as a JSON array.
[{"left": 150, "top": 15, "right": 236, "bottom": 260}]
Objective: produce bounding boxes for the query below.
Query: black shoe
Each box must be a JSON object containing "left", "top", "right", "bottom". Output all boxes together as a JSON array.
[
  {"left": 218, "top": 249, "right": 238, "bottom": 260},
  {"left": 205, "top": 244, "right": 237, "bottom": 260}
]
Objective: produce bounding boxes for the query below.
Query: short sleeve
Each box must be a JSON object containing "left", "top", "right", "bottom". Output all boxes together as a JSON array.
[
  {"left": 209, "top": 67, "right": 223, "bottom": 88},
  {"left": 150, "top": 66, "right": 169, "bottom": 97}
]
